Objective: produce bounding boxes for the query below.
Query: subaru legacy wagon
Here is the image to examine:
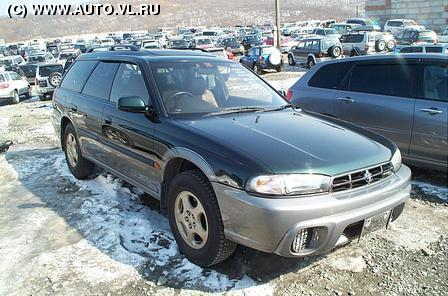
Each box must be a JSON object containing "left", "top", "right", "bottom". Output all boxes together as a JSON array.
[{"left": 53, "top": 47, "right": 411, "bottom": 267}]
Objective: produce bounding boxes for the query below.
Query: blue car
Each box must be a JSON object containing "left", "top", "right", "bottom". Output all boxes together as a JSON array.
[{"left": 240, "top": 45, "right": 283, "bottom": 74}]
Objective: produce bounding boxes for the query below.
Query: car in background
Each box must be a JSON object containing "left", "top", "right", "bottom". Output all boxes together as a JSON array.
[
  {"left": 394, "top": 29, "right": 438, "bottom": 47},
  {"left": 36, "top": 63, "right": 63, "bottom": 100},
  {"left": 202, "top": 30, "right": 223, "bottom": 42},
  {"left": 57, "top": 49, "right": 81, "bottom": 66},
  {"left": 398, "top": 44, "right": 448, "bottom": 54},
  {"left": 0, "top": 55, "right": 25, "bottom": 69},
  {"left": 287, "top": 36, "right": 342, "bottom": 68},
  {"left": 191, "top": 36, "right": 215, "bottom": 49},
  {"left": 310, "top": 28, "right": 341, "bottom": 39},
  {"left": 218, "top": 37, "right": 245, "bottom": 54},
  {"left": 27, "top": 52, "right": 56, "bottom": 64},
  {"left": 287, "top": 54, "right": 447, "bottom": 171},
  {"left": 240, "top": 45, "right": 283, "bottom": 74},
  {"left": 17, "top": 64, "right": 38, "bottom": 84},
  {"left": 169, "top": 39, "right": 190, "bottom": 49},
  {"left": 346, "top": 18, "right": 381, "bottom": 30},
  {"left": 384, "top": 19, "right": 424, "bottom": 35},
  {"left": 438, "top": 27, "right": 448, "bottom": 43},
  {"left": 204, "top": 47, "right": 228, "bottom": 59},
  {"left": 74, "top": 43, "right": 88, "bottom": 53},
  {"left": 0, "top": 70, "right": 30, "bottom": 104},
  {"left": 340, "top": 31, "right": 387, "bottom": 55},
  {"left": 142, "top": 40, "right": 161, "bottom": 49},
  {"left": 330, "top": 23, "right": 361, "bottom": 34},
  {"left": 241, "top": 34, "right": 263, "bottom": 51}
]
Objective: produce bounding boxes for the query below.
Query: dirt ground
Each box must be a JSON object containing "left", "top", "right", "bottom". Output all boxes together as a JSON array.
[{"left": 0, "top": 71, "right": 447, "bottom": 296}]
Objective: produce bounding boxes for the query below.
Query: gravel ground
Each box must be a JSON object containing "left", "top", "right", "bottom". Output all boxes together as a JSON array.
[{"left": 0, "top": 75, "right": 447, "bottom": 296}]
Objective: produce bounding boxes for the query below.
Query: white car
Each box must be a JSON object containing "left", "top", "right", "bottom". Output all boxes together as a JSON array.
[
  {"left": 339, "top": 32, "right": 377, "bottom": 55},
  {"left": 384, "top": 19, "right": 424, "bottom": 35},
  {"left": 0, "top": 71, "right": 30, "bottom": 104},
  {"left": 438, "top": 27, "right": 448, "bottom": 43},
  {"left": 0, "top": 55, "right": 25, "bottom": 68}
]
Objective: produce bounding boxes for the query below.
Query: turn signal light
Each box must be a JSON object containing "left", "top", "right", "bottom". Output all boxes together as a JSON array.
[{"left": 286, "top": 89, "right": 293, "bottom": 100}]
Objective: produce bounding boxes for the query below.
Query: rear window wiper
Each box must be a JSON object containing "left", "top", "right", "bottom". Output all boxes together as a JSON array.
[{"left": 207, "top": 107, "right": 265, "bottom": 116}]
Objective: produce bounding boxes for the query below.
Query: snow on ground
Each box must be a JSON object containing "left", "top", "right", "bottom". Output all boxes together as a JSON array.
[
  {"left": 0, "top": 115, "right": 9, "bottom": 135},
  {"left": 412, "top": 181, "right": 448, "bottom": 201}
]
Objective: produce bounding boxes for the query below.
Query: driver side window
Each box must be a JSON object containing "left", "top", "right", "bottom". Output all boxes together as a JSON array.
[{"left": 110, "top": 63, "right": 150, "bottom": 104}]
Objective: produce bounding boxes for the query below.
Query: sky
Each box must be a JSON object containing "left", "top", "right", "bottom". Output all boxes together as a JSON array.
[{"left": 0, "top": 0, "right": 84, "bottom": 16}]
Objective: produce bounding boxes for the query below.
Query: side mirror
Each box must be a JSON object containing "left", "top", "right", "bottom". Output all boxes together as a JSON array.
[{"left": 118, "top": 96, "right": 147, "bottom": 113}]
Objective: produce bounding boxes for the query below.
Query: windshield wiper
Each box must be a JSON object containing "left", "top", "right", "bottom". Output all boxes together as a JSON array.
[
  {"left": 207, "top": 107, "right": 265, "bottom": 116},
  {"left": 265, "top": 104, "right": 297, "bottom": 112}
]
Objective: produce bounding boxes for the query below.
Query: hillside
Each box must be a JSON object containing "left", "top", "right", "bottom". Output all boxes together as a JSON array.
[{"left": 0, "top": 0, "right": 363, "bottom": 42}]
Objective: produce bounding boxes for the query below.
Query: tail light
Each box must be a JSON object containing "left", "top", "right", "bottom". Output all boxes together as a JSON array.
[
  {"left": 286, "top": 89, "right": 293, "bottom": 100},
  {"left": 0, "top": 83, "right": 9, "bottom": 89},
  {"left": 259, "top": 55, "right": 263, "bottom": 62},
  {"left": 365, "top": 44, "right": 369, "bottom": 51}
]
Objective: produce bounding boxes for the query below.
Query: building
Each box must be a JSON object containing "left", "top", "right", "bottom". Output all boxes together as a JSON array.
[{"left": 363, "top": 0, "right": 448, "bottom": 32}]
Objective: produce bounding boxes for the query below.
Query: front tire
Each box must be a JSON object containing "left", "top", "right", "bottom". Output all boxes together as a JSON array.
[
  {"left": 288, "top": 54, "right": 296, "bottom": 66},
  {"left": 63, "top": 123, "right": 95, "bottom": 179},
  {"left": 253, "top": 63, "right": 262, "bottom": 75},
  {"left": 167, "top": 170, "right": 236, "bottom": 267},
  {"left": 307, "top": 58, "right": 315, "bottom": 68},
  {"left": 11, "top": 90, "right": 19, "bottom": 104}
]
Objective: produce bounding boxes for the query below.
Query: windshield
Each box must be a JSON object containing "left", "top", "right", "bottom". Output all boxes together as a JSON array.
[
  {"left": 39, "top": 65, "right": 63, "bottom": 76},
  {"left": 196, "top": 39, "right": 211, "bottom": 45},
  {"left": 223, "top": 38, "right": 237, "bottom": 44},
  {"left": 59, "top": 53, "right": 73, "bottom": 59},
  {"left": 325, "top": 28, "right": 338, "bottom": 35},
  {"left": 152, "top": 61, "right": 287, "bottom": 115}
]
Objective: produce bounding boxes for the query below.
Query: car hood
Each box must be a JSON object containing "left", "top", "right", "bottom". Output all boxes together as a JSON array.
[{"left": 177, "top": 110, "right": 392, "bottom": 176}]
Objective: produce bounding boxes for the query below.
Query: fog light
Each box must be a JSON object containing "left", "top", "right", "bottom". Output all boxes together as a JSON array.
[{"left": 291, "top": 228, "right": 312, "bottom": 253}]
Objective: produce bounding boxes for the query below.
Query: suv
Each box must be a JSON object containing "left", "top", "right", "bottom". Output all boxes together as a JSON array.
[
  {"left": 0, "top": 71, "right": 30, "bottom": 104},
  {"left": 287, "top": 36, "right": 342, "bottom": 68},
  {"left": 439, "top": 27, "right": 448, "bottom": 43},
  {"left": 339, "top": 31, "right": 390, "bottom": 55},
  {"left": 27, "top": 52, "right": 56, "bottom": 64},
  {"left": 53, "top": 48, "right": 410, "bottom": 267},
  {"left": 287, "top": 54, "right": 447, "bottom": 171},
  {"left": 240, "top": 45, "right": 283, "bottom": 74},
  {"left": 346, "top": 18, "right": 380, "bottom": 30},
  {"left": 36, "top": 63, "right": 63, "bottom": 100},
  {"left": 395, "top": 29, "right": 438, "bottom": 47},
  {"left": 384, "top": 19, "right": 424, "bottom": 35}
]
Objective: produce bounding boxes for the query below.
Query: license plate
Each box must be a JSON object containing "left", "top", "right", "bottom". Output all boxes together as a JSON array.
[{"left": 361, "top": 210, "right": 392, "bottom": 237}]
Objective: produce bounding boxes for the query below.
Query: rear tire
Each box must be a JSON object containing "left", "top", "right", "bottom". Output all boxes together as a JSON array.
[
  {"left": 253, "top": 63, "right": 262, "bottom": 75},
  {"left": 276, "top": 66, "right": 282, "bottom": 72},
  {"left": 63, "top": 123, "right": 95, "bottom": 179},
  {"left": 25, "top": 86, "right": 31, "bottom": 98},
  {"left": 329, "top": 46, "right": 342, "bottom": 58},
  {"left": 376, "top": 40, "right": 386, "bottom": 52},
  {"left": 288, "top": 54, "right": 296, "bottom": 66},
  {"left": 386, "top": 40, "right": 396, "bottom": 51},
  {"left": 11, "top": 90, "right": 19, "bottom": 104},
  {"left": 307, "top": 58, "right": 315, "bottom": 68},
  {"left": 167, "top": 170, "right": 237, "bottom": 267}
]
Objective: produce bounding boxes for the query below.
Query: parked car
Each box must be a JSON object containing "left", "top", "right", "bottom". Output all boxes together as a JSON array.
[
  {"left": 351, "top": 27, "right": 396, "bottom": 51},
  {"left": 36, "top": 63, "right": 63, "bottom": 100},
  {"left": 287, "top": 54, "right": 447, "bottom": 171},
  {"left": 204, "top": 47, "right": 228, "bottom": 59},
  {"left": 0, "top": 55, "right": 25, "bottom": 69},
  {"left": 394, "top": 29, "right": 438, "bottom": 47},
  {"left": 17, "top": 64, "right": 38, "bottom": 84},
  {"left": 57, "top": 49, "right": 81, "bottom": 66},
  {"left": 339, "top": 32, "right": 377, "bottom": 55},
  {"left": 142, "top": 40, "right": 161, "bottom": 49},
  {"left": 240, "top": 45, "right": 283, "bottom": 74},
  {"left": 287, "top": 36, "right": 342, "bottom": 68},
  {"left": 191, "top": 36, "right": 215, "bottom": 49},
  {"left": 398, "top": 44, "right": 448, "bottom": 54},
  {"left": 53, "top": 48, "right": 410, "bottom": 267},
  {"left": 384, "top": 19, "right": 424, "bottom": 35},
  {"left": 241, "top": 34, "right": 263, "bottom": 50},
  {"left": 438, "top": 27, "right": 448, "bottom": 43},
  {"left": 346, "top": 18, "right": 381, "bottom": 30},
  {"left": 330, "top": 23, "right": 361, "bottom": 34},
  {"left": 27, "top": 52, "right": 56, "bottom": 64},
  {"left": 169, "top": 39, "right": 190, "bottom": 49},
  {"left": 74, "top": 43, "right": 88, "bottom": 53},
  {"left": 310, "top": 28, "right": 341, "bottom": 39},
  {"left": 0, "top": 71, "right": 30, "bottom": 104},
  {"left": 218, "top": 37, "right": 245, "bottom": 54}
]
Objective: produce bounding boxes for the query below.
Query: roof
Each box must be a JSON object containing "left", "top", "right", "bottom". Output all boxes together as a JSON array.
[{"left": 324, "top": 53, "right": 447, "bottom": 64}]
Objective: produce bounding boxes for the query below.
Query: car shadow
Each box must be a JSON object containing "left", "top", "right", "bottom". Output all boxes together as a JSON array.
[{"left": 4, "top": 148, "right": 323, "bottom": 293}]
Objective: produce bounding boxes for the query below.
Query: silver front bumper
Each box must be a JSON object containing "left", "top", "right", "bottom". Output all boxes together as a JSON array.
[{"left": 212, "top": 165, "right": 411, "bottom": 257}]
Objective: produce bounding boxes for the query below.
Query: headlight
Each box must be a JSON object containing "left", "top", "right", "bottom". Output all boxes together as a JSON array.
[
  {"left": 391, "top": 149, "right": 402, "bottom": 172},
  {"left": 246, "top": 174, "right": 331, "bottom": 196}
]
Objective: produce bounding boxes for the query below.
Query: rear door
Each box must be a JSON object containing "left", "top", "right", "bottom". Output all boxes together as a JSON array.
[
  {"left": 333, "top": 59, "right": 418, "bottom": 155},
  {"left": 409, "top": 59, "right": 448, "bottom": 167},
  {"left": 101, "top": 62, "right": 160, "bottom": 194}
]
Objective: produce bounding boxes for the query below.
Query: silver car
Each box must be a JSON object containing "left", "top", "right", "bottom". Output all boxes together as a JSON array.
[{"left": 287, "top": 54, "right": 448, "bottom": 171}]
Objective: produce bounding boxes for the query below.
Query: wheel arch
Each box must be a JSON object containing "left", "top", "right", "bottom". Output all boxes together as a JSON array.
[
  {"left": 60, "top": 116, "right": 74, "bottom": 148},
  {"left": 160, "top": 148, "right": 217, "bottom": 212}
]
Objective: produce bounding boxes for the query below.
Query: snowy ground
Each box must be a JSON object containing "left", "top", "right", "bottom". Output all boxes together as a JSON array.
[{"left": 0, "top": 73, "right": 447, "bottom": 296}]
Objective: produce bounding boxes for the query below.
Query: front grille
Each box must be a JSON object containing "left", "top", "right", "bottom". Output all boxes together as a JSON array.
[{"left": 331, "top": 163, "right": 394, "bottom": 193}]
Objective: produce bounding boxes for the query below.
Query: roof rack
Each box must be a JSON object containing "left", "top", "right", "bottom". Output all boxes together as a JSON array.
[
  {"left": 86, "top": 44, "right": 140, "bottom": 53},
  {"left": 169, "top": 47, "right": 209, "bottom": 53}
]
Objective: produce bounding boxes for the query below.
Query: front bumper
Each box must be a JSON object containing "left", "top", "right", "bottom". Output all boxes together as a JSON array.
[{"left": 213, "top": 164, "right": 411, "bottom": 257}]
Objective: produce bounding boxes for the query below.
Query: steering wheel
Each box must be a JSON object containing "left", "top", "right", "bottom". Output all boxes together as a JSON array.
[{"left": 165, "top": 91, "right": 195, "bottom": 110}]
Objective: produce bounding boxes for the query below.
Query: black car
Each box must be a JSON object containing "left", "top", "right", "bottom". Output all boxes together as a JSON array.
[
  {"left": 53, "top": 48, "right": 410, "bottom": 267},
  {"left": 395, "top": 29, "right": 438, "bottom": 46},
  {"left": 218, "top": 37, "right": 244, "bottom": 54},
  {"left": 241, "top": 34, "right": 263, "bottom": 50},
  {"left": 17, "top": 64, "right": 38, "bottom": 84}
]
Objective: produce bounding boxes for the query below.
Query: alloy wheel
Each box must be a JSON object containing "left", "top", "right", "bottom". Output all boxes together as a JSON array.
[{"left": 66, "top": 133, "right": 79, "bottom": 168}]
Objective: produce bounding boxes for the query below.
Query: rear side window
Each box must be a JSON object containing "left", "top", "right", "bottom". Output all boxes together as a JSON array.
[
  {"left": 39, "top": 65, "right": 63, "bottom": 77},
  {"left": 308, "top": 62, "right": 353, "bottom": 89},
  {"left": 423, "top": 63, "right": 447, "bottom": 102},
  {"left": 348, "top": 63, "right": 417, "bottom": 98},
  {"left": 60, "top": 60, "right": 97, "bottom": 92},
  {"left": 426, "top": 47, "right": 443, "bottom": 53},
  {"left": 110, "top": 63, "right": 150, "bottom": 104},
  {"left": 400, "top": 47, "right": 423, "bottom": 53},
  {"left": 82, "top": 62, "right": 120, "bottom": 100}
]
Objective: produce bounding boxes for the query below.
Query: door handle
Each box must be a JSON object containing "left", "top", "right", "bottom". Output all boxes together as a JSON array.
[
  {"left": 420, "top": 108, "right": 442, "bottom": 115},
  {"left": 337, "top": 97, "right": 354, "bottom": 103},
  {"left": 104, "top": 116, "right": 112, "bottom": 124}
]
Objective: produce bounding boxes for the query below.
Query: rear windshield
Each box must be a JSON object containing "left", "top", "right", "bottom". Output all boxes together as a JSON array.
[
  {"left": 59, "top": 53, "right": 73, "bottom": 59},
  {"left": 196, "top": 39, "right": 211, "bottom": 45},
  {"left": 29, "top": 56, "right": 46, "bottom": 62},
  {"left": 19, "top": 65, "right": 37, "bottom": 76},
  {"left": 39, "top": 65, "right": 63, "bottom": 76}
]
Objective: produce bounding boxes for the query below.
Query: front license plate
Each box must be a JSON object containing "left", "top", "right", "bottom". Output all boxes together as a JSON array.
[{"left": 361, "top": 210, "right": 392, "bottom": 237}]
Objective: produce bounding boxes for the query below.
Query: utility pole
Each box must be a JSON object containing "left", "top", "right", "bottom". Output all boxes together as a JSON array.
[{"left": 275, "top": 0, "right": 281, "bottom": 49}]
